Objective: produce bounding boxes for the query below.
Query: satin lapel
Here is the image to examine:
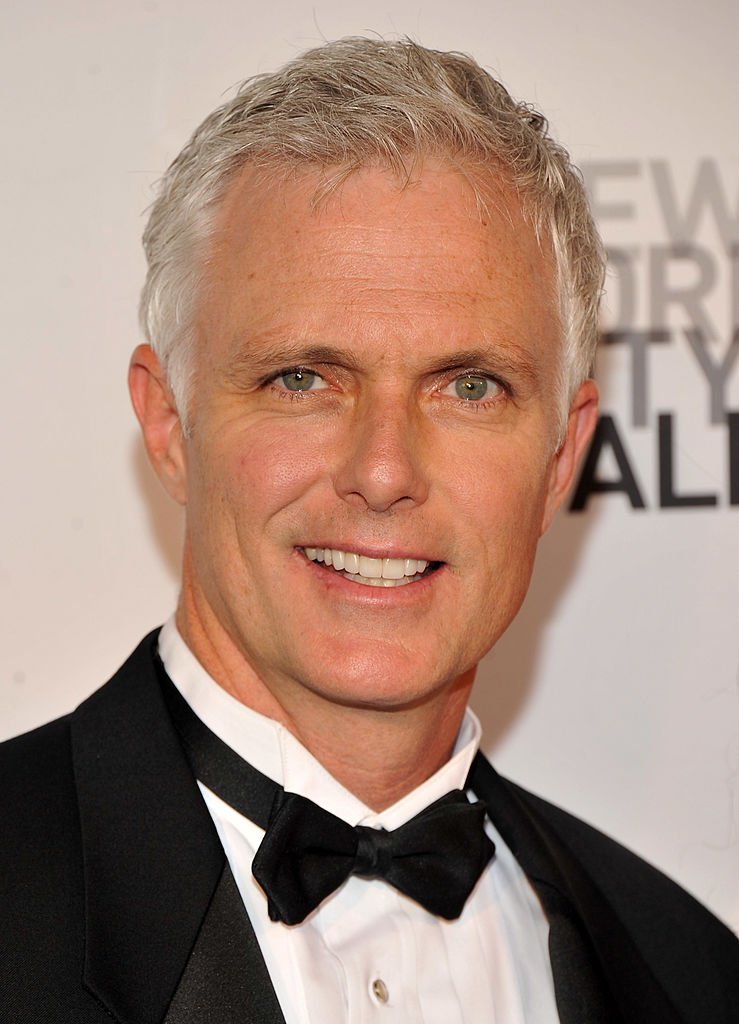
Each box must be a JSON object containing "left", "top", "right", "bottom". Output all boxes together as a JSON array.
[
  {"left": 469, "top": 754, "right": 684, "bottom": 1024},
  {"left": 164, "top": 861, "right": 285, "bottom": 1024},
  {"left": 70, "top": 631, "right": 258, "bottom": 1024}
]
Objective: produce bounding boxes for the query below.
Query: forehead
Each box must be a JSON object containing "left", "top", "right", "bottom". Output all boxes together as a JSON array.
[{"left": 196, "top": 160, "right": 559, "bottom": 366}]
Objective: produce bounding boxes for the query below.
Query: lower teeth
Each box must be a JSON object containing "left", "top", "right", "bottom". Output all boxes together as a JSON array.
[{"left": 344, "top": 572, "right": 421, "bottom": 587}]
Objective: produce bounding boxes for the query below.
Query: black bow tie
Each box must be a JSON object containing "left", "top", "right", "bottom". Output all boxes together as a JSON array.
[
  {"left": 252, "top": 785, "right": 494, "bottom": 924},
  {"left": 158, "top": 661, "right": 495, "bottom": 925}
]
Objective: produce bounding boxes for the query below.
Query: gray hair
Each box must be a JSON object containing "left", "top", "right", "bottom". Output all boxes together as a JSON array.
[{"left": 140, "top": 37, "right": 604, "bottom": 434}]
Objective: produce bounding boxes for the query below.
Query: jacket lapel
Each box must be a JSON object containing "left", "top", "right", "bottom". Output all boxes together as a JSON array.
[
  {"left": 71, "top": 631, "right": 284, "bottom": 1024},
  {"left": 164, "top": 861, "right": 285, "bottom": 1024},
  {"left": 469, "top": 754, "right": 684, "bottom": 1024}
]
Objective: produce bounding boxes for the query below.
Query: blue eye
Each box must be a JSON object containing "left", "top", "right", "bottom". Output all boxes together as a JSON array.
[{"left": 278, "top": 369, "right": 327, "bottom": 392}]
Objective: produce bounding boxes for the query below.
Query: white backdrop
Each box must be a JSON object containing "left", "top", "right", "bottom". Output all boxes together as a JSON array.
[{"left": 2, "top": 0, "right": 737, "bottom": 932}]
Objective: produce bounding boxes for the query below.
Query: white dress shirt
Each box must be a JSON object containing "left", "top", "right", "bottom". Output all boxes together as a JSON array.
[{"left": 159, "top": 617, "right": 558, "bottom": 1024}]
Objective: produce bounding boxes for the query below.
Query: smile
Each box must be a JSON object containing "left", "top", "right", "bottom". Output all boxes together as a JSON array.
[{"left": 303, "top": 547, "right": 434, "bottom": 588}]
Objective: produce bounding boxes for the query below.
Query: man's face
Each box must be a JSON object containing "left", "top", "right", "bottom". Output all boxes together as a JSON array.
[{"left": 163, "top": 162, "right": 591, "bottom": 716}]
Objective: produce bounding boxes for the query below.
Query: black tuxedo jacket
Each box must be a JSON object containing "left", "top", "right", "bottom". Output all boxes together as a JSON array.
[{"left": 1, "top": 631, "right": 737, "bottom": 1023}]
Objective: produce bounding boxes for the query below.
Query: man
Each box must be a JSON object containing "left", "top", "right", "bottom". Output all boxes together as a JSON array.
[{"left": 1, "top": 37, "right": 737, "bottom": 1024}]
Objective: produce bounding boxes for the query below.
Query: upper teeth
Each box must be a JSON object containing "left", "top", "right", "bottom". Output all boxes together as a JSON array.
[{"left": 304, "top": 547, "right": 428, "bottom": 581}]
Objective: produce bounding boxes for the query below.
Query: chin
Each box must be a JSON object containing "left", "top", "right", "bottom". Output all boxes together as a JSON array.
[{"left": 297, "top": 645, "right": 463, "bottom": 713}]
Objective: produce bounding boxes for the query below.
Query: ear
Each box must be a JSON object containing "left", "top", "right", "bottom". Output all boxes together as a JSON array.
[
  {"left": 128, "top": 344, "right": 188, "bottom": 506},
  {"left": 540, "top": 378, "right": 598, "bottom": 535}
]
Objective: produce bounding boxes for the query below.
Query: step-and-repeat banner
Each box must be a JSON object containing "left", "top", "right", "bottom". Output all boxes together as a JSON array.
[{"left": 2, "top": 1, "right": 737, "bottom": 930}]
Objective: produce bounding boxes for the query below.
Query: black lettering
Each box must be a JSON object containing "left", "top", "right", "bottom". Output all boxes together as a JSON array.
[
  {"left": 603, "top": 247, "right": 640, "bottom": 329},
  {"left": 649, "top": 243, "right": 718, "bottom": 340},
  {"left": 580, "top": 161, "right": 641, "bottom": 221},
  {"left": 683, "top": 327, "right": 739, "bottom": 425},
  {"left": 729, "top": 411, "right": 739, "bottom": 506},
  {"left": 651, "top": 159, "right": 739, "bottom": 250},
  {"left": 658, "top": 413, "right": 718, "bottom": 508},
  {"left": 602, "top": 329, "right": 670, "bottom": 428},
  {"left": 570, "top": 414, "right": 646, "bottom": 511}
]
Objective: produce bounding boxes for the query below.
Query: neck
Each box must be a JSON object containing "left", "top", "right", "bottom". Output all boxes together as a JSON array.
[
  {"left": 175, "top": 593, "right": 475, "bottom": 811},
  {"left": 281, "top": 683, "right": 474, "bottom": 810}
]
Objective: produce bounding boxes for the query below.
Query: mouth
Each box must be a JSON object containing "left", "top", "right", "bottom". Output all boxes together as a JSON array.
[{"left": 301, "top": 546, "right": 441, "bottom": 588}]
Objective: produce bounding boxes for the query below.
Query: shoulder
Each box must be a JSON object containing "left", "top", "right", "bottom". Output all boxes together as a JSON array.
[
  {"left": 0, "top": 714, "right": 84, "bottom": 897},
  {"left": 0, "top": 713, "right": 91, "bottom": 1010},
  {"left": 0, "top": 630, "right": 161, "bottom": 812},
  {"left": 0, "top": 632, "right": 166, "bottom": 1019},
  {"left": 0, "top": 712, "right": 78, "bottom": 839},
  {"left": 0, "top": 630, "right": 161, "bottom": 883},
  {"left": 509, "top": 779, "right": 739, "bottom": 1015},
  {"left": 513, "top": 781, "right": 730, "bottom": 927}
]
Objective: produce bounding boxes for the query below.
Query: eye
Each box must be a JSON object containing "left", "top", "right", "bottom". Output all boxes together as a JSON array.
[
  {"left": 275, "top": 368, "right": 328, "bottom": 392},
  {"left": 444, "top": 373, "right": 502, "bottom": 402}
]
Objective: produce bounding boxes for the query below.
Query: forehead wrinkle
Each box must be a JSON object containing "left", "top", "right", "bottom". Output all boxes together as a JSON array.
[
  {"left": 258, "top": 248, "right": 499, "bottom": 295},
  {"left": 245, "top": 261, "right": 538, "bottom": 317},
  {"left": 218, "top": 258, "right": 544, "bottom": 328}
]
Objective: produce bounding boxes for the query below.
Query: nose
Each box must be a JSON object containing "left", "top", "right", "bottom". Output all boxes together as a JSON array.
[{"left": 333, "top": 394, "right": 430, "bottom": 513}]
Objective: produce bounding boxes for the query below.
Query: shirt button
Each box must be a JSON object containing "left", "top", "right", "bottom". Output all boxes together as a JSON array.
[{"left": 371, "top": 978, "right": 389, "bottom": 1005}]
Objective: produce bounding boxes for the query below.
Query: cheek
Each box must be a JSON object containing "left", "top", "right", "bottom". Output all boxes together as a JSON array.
[
  {"left": 454, "top": 444, "right": 553, "bottom": 542},
  {"left": 466, "top": 470, "right": 548, "bottom": 629},
  {"left": 209, "top": 424, "right": 328, "bottom": 533}
]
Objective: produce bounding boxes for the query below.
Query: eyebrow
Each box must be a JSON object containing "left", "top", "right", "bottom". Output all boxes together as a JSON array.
[
  {"left": 224, "top": 340, "right": 363, "bottom": 382},
  {"left": 223, "top": 335, "right": 544, "bottom": 392},
  {"left": 421, "top": 346, "right": 542, "bottom": 387}
]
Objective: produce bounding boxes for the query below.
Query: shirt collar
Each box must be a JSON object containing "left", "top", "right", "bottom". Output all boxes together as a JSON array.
[{"left": 158, "top": 615, "right": 482, "bottom": 829}]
